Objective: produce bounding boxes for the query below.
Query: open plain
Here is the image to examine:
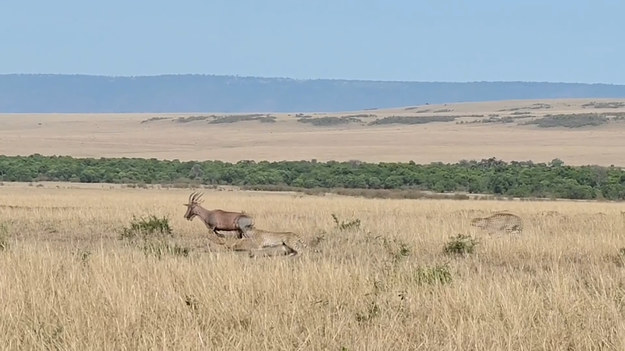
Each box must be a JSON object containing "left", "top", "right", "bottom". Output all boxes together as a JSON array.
[
  {"left": 1, "top": 98, "right": 625, "bottom": 166},
  {"left": 2, "top": 98, "right": 625, "bottom": 350},
  {"left": 1, "top": 184, "right": 625, "bottom": 350}
]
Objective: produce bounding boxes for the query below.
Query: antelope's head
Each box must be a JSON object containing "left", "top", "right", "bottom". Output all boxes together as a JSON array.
[{"left": 183, "top": 192, "right": 204, "bottom": 220}]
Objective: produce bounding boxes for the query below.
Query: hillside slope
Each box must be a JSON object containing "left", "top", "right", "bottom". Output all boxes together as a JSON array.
[{"left": 2, "top": 74, "right": 625, "bottom": 112}]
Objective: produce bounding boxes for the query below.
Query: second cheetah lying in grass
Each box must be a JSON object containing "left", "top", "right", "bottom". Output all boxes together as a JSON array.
[{"left": 471, "top": 212, "right": 523, "bottom": 235}]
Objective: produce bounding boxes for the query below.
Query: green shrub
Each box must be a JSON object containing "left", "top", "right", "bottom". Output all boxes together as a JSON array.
[
  {"left": 119, "top": 215, "right": 189, "bottom": 259},
  {"left": 120, "top": 215, "right": 173, "bottom": 240},
  {"left": 443, "top": 234, "right": 479, "bottom": 256}
]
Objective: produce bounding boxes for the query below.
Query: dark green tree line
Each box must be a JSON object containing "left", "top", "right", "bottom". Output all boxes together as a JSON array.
[{"left": 1, "top": 155, "right": 624, "bottom": 200}]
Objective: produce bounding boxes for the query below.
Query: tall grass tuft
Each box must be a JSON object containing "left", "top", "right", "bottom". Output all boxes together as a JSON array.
[
  {"left": 0, "top": 222, "right": 10, "bottom": 251},
  {"left": 331, "top": 213, "right": 361, "bottom": 231},
  {"left": 414, "top": 263, "right": 453, "bottom": 285}
]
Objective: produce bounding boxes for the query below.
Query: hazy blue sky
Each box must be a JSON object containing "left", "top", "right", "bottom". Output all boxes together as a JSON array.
[{"left": 1, "top": 1, "right": 623, "bottom": 83}]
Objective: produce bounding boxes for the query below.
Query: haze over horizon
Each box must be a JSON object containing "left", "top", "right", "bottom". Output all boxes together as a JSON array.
[
  {"left": 6, "top": 73, "right": 625, "bottom": 86},
  {"left": 1, "top": 1, "right": 623, "bottom": 84}
]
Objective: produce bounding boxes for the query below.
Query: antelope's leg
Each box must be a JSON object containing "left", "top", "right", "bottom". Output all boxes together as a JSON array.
[
  {"left": 239, "top": 229, "right": 251, "bottom": 239},
  {"left": 212, "top": 228, "right": 225, "bottom": 238}
]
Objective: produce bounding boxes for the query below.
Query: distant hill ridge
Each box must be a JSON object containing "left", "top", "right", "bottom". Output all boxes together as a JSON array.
[{"left": 1, "top": 74, "right": 625, "bottom": 113}]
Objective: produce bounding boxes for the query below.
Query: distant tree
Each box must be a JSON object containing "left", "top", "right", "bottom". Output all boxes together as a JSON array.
[
  {"left": 189, "top": 164, "right": 204, "bottom": 180},
  {"left": 549, "top": 158, "right": 565, "bottom": 167}
]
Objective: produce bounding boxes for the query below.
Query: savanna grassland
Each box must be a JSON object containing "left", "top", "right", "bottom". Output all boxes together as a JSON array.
[
  {"left": 1, "top": 184, "right": 625, "bottom": 350},
  {"left": 2, "top": 98, "right": 625, "bottom": 166}
]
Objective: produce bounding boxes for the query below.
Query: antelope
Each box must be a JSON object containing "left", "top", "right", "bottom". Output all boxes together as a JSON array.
[
  {"left": 470, "top": 212, "right": 523, "bottom": 235},
  {"left": 206, "top": 227, "right": 306, "bottom": 257},
  {"left": 183, "top": 192, "right": 253, "bottom": 238}
]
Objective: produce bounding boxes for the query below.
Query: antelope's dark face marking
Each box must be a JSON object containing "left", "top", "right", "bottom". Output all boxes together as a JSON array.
[{"left": 183, "top": 192, "right": 203, "bottom": 220}]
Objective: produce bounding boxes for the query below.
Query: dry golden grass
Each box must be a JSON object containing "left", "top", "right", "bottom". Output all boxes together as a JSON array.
[
  {"left": 1, "top": 98, "right": 625, "bottom": 166},
  {"left": 1, "top": 184, "right": 625, "bottom": 350}
]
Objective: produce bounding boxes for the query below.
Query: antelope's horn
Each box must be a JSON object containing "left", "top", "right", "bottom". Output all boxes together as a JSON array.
[
  {"left": 190, "top": 192, "right": 201, "bottom": 203},
  {"left": 189, "top": 191, "right": 204, "bottom": 204}
]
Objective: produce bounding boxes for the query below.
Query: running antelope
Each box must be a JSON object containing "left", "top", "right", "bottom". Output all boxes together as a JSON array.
[{"left": 183, "top": 192, "right": 253, "bottom": 238}]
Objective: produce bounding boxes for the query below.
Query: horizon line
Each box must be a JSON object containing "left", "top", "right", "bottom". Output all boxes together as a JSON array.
[{"left": 1, "top": 73, "right": 623, "bottom": 86}]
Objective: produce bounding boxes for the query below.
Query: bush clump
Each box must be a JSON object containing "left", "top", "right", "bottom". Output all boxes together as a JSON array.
[
  {"left": 120, "top": 215, "right": 173, "bottom": 240},
  {"left": 119, "top": 215, "right": 188, "bottom": 258},
  {"left": 209, "top": 114, "right": 275, "bottom": 124},
  {"left": 523, "top": 114, "right": 608, "bottom": 128},
  {"left": 443, "top": 234, "right": 479, "bottom": 256},
  {"left": 298, "top": 116, "right": 362, "bottom": 126},
  {"left": 368, "top": 115, "right": 456, "bottom": 125},
  {"left": 582, "top": 101, "right": 625, "bottom": 109}
]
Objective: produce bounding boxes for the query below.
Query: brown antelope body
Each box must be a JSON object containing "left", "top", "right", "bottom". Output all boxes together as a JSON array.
[{"left": 183, "top": 192, "right": 253, "bottom": 238}]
